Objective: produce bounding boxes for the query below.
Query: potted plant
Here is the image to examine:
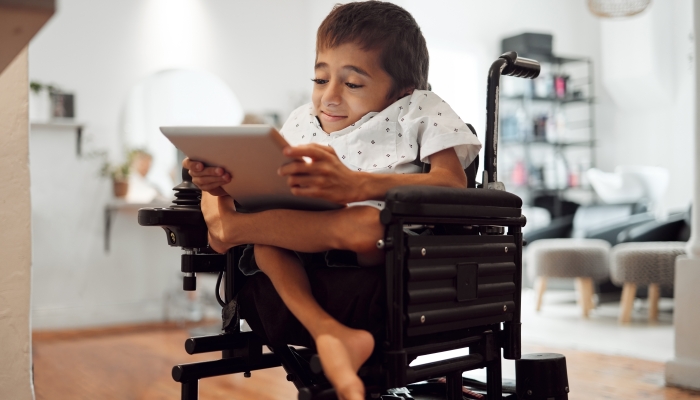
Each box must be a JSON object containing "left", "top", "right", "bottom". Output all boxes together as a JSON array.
[{"left": 101, "top": 160, "right": 131, "bottom": 198}]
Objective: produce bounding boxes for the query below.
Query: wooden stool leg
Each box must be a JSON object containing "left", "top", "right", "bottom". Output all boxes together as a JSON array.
[
  {"left": 535, "top": 277, "right": 547, "bottom": 312},
  {"left": 575, "top": 277, "right": 590, "bottom": 318},
  {"left": 588, "top": 279, "right": 597, "bottom": 311},
  {"left": 648, "top": 283, "right": 660, "bottom": 322},
  {"left": 619, "top": 283, "right": 637, "bottom": 324}
]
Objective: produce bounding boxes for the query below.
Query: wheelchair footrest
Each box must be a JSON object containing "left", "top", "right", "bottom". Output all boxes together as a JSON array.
[
  {"left": 172, "top": 353, "right": 281, "bottom": 382},
  {"left": 406, "top": 354, "right": 484, "bottom": 383}
]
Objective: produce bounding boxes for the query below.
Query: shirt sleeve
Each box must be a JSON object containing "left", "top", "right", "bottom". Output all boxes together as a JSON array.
[{"left": 399, "top": 91, "right": 482, "bottom": 169}]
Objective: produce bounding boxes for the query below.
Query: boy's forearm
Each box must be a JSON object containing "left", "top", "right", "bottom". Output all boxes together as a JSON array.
[
  {"left": 353, "top": 148, "right": 467, "bottom": 202},
  {"left": 354, "top": 167, "right": 466, "bottom": 201}
]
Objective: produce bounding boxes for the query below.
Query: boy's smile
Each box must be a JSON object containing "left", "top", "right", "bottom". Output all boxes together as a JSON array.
[{"left": 312, "top": 42, "right": 400, "bottom": 133}]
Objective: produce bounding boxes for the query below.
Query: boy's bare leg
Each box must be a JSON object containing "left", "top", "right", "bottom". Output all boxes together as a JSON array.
[
  {"left": 254, "top": 244, "right": 373, "bottom": 400},
  {"left": 202, "top": 193, "right": 384, "bottom": 257}
]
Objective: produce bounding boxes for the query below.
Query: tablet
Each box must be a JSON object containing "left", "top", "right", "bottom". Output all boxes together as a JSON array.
[{"left": 161, "top": 125, "right": 343, "bottom": 212}]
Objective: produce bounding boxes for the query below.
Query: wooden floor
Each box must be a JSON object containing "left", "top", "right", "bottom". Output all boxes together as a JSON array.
[{"left": 33, "top": 323, "right": 700, "bottom": 400}]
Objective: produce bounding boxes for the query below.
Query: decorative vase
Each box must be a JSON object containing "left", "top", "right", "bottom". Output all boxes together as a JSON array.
[{"left": 113, "top": 179, "right": 129, "bottom": 198}]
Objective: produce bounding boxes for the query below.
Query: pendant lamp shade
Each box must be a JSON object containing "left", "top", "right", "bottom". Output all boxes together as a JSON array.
[{"left": 587, "top": 0, "right": 651, "bottom": 18}]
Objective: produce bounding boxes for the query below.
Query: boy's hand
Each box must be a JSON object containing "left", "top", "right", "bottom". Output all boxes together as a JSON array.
[
  {"left": 182, "top": 157, "right": 231, "bottom": 196},
  {"left": 278, "top": 144, "right": 362, "bottom": 204}
]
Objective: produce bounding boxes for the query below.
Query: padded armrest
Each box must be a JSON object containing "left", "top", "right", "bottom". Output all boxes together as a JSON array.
[
  {"left": 382, "top": 186, "right": 523, "bottom": 222},
  {"left": 384, "top": 185, "right": 522, "bottom": 208}
]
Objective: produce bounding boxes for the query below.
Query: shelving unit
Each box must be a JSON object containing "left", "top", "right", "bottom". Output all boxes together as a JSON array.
[{"left": 499, "top": 55, "right": 596, "bottom": 215}]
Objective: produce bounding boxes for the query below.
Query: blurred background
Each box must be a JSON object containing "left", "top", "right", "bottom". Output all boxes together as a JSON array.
[
  {"left": 27, "top": 0, "right": 693, "bottom": 331},
  {"left": 11, "top": 0, "right": 698, "bottom": 399}
]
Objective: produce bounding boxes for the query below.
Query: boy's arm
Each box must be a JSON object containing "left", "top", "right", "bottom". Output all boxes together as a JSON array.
[{"left": 279, "top": 144, "right": 466, "bottom": 204}]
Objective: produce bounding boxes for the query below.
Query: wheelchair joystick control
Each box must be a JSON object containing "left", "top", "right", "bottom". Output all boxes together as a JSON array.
[{"left": 172, "top": 168, "right": 202, "bottom": 210}]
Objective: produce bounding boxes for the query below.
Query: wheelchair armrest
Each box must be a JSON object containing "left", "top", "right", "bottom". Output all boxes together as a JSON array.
[{"left": 382, "top": 185, "right": 523, "bottom": 222}]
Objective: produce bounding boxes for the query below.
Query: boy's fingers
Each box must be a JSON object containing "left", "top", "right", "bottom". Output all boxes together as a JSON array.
[
  {"left": 208, "top": 187, "right": 229, "bottom": 197},
  {"left": 182, "top": 158, "right": 204, "bottom": 172},
  {"left": 278, "top": 160, "right": 315, "bottom": 176},
  {"left": 283, "top": 144, "right": 333, "bottom": 161},
  {"left": 286, "top": 175, "right": 323, "bottom": 188},
  {"left": 188, "top": 166, "right": 229, "bottom": 178},
  {"left": 193, "top": 176, "right": 230, "bottom": 186}
]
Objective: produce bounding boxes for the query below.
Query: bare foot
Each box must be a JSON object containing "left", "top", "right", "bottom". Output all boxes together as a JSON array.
[{"left": 315, "top": 326, "right": 374, "bottom": 400}]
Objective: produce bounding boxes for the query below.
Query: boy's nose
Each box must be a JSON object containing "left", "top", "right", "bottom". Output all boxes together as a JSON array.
[{"left": 322, "top": 82, "right": 342, "bottom": 106}]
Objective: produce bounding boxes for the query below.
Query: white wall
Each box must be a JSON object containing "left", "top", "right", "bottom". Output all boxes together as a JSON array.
[
  {"left": 29, "top": 0, "right": 313, "bottom": 158},
  {"left": 28, "top": 0, "right": 315, "bottom": 329},
  {"left": 599, "top": 0, "right": 694, "bottom": 212},
  {"left": 27, "top": 0, "right": 692, "bottom": 329},
  {"left": 0, "top": 48, "right": 34, "bottom": 399}
]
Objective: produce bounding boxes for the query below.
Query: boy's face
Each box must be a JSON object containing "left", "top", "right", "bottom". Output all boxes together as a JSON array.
[{"left": 312, "top": 42, "right": 398, "bottom": 133}]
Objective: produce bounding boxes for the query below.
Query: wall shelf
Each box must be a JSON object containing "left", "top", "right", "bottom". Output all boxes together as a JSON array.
[
  {"left": 499, "top": 55, "right": 595, "bottom": 216},
  {"left": 31, "top": 119, "right": 85, "bottom": 156}
]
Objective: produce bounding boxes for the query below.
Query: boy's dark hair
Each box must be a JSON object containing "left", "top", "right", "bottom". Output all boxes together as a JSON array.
[{"left": 317, "top": 1, "right": 429, "bottom": 99}]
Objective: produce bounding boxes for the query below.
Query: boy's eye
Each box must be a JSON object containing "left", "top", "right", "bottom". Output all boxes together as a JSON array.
[
  {"left": 311, "top": 78, "right": 328, "bottom": 85},
  {"left": 345, "top": 82, "right": 364, "bottom": 89}
]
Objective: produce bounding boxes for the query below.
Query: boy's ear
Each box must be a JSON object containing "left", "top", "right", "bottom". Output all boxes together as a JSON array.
[{"left": 400, "top": 86, "right": 415, "bottom": 98}]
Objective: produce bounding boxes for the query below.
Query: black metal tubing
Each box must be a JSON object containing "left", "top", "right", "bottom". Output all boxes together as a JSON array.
[
  {"left": 407, "top": 242, "right": 517, "bottom": 259},
  {"left": 380, "top": 211, "right": 527, "bottom": 228},
  {"left": 172, "top": 353, "right": 281, "bottom": 382},
  {"left": 484, "top": 52, "right": 540, "bottom": 185},
  {"left": 272, "top": 346, "right": 319, "bottom": 390},
  {"left": 503, "top": 225, "right": 523, "bottom": 360},
  {"left": 181, "top": 380, "right": 198, "bottom": 400},
  {"left": 446, "top": 370, "right": 464, "bottom": 400},
  {"left": 407, "top": 283, "right": 515, "bottom": 304},
  {"left": 405, "top": 354, "right": 484, "bottom": 383},
  {"left": 298, "top": 387, "right": 337, "bottom": 400},
  {"left": 406, "top": 301, "right": 515, "bottom": 327},
  {"left": 385, "top": 220, "right": 407, "bottom": 389},
  {"left": 485, "top": 57, "right": 508, "bottom": 185},
  {"left": 181, "top": 253, "right": 226, "bottom": 274},
  {"left": 407, "top": 262, "right": 516, "bottom": 281},
  {"left": 404, "top": 335, "right": 482, "bottom": 358},
  {"left": 184, "top": 333, "right": 244, "bottom": 355},
  {"left": 386, "top": 202, "right": 521, "bottom": 219}
]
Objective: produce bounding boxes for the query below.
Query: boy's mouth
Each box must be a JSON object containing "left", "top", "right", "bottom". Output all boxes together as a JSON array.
[{"left": 320, "top": 111, "right": 347, "bottom": 123}]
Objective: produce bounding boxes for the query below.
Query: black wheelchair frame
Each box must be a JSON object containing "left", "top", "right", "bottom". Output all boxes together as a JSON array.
[{"left": 139, "top": 52, "right": 570, "bottom": 400}]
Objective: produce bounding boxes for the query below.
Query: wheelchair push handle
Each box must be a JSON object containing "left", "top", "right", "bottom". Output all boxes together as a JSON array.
[
  {"left": 484, "top": 52, "right": 540, "bottom": 189},
  {"left": 500, "top": 51, "right": 540, "bottom": 79}
]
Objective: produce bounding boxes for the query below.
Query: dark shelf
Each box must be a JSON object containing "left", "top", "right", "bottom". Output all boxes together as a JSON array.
[
  {"left": 518, "top": 54, "right": 590, "bottom": 64},
  {"left": 501, "top": 139, "right": 595, "bottom": 147},
  {"left": 502, "top": 94, "right": 594, "bottom": 104},
  {"left": 507, "top": 185, "right": 594, "bottom": 193}
]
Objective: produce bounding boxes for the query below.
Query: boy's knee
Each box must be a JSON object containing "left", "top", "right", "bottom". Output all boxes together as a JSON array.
[
  {"left": 253, "top": 244, "right": 276, "bottom": 265},
  {"left": 339, "top": 207, "right": 384, "bottom": 254}
]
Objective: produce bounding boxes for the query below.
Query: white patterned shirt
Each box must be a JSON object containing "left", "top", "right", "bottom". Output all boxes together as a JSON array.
[{"left": 280, "top": 90, "right": 482, "bottom": 208}]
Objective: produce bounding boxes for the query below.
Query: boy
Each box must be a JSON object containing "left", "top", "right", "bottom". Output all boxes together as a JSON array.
[{"left": 185, "top": 2, "right": 481, "bottom": 399}]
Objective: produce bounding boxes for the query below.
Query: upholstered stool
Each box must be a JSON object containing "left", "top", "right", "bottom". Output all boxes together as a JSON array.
[
  {"left": 610, "top": 242, "right": 685, "bottom": 323},
  {"left": 527, "top": 239, "right": 611, "bottom": 317}
]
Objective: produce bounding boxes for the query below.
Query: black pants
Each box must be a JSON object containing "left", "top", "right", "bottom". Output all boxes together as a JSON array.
[{"left": 238, "top": 263, "right": 385, "bottom": 349}]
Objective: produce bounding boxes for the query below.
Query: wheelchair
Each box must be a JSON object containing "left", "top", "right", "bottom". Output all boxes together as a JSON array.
[{"left": 138, "top": 52, "right": 570, "bottom": 400}]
